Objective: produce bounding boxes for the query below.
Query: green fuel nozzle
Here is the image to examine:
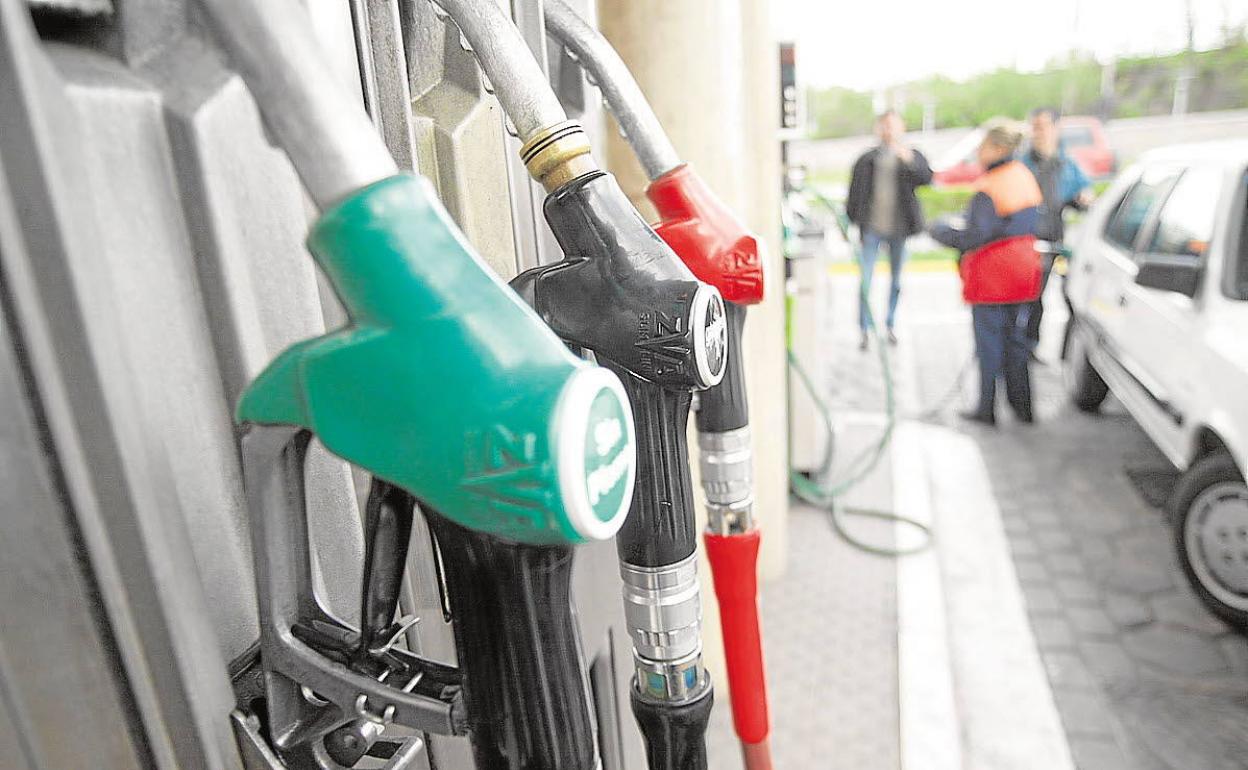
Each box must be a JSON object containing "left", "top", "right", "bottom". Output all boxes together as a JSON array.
[
  {"left": 234, "top": 175, "right": 636, "bottom": 767},
  {"left": 199, "top": 0, "right": 637, "bottom": 763},
  {"left": 237, "top": 175, "right": 635, "bottom": 545}
]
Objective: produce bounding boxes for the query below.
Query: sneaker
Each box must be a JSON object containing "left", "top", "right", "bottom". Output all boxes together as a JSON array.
[
  {"left": 887, "top": 328, "right": 898, "bottom": 346},
  {"left": 859, "top": 332, "right": 869, "bottom": 351}
]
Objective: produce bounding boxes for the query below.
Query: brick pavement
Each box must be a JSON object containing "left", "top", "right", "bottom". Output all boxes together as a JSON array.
[
  {"left": 902, "top": 270, "right": 1248, "bottom": 770},
  {"left": 708, "top": 266, "right": 1248, "bottom": 769}
]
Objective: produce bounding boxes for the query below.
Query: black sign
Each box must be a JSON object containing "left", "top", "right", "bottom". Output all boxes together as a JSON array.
[{"left": 779, "top": 42, "right": 798, "bottom": 131}]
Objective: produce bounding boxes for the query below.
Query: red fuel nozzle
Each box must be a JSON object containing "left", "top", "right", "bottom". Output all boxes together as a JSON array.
[{"left": 646, "top": 163, "right": 765, "bottom": 306}]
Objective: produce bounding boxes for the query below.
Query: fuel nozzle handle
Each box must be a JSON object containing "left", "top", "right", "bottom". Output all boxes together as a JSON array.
[
  {"left": 237, "top": 176, "right": 635, "bottom": 545},
  {"left": 233, "top": 177, "right": 636, "bottom": 768},
  {"left": 425, "top": 512, "right": 599, "bottom": 770},
  {"left": 511, "top": 170, "right": 727, "bottom": 393},
  {"left": 606, "top": 371, "right": 698, "bottom": 567},
  {"left": 510, "top": 167, "right": 725, "bottom": 563},
  {"left": 510, "top": 170, "right": 723, "bottom": 770},
  {"left": 541, "top": 6, "right": 773, "bottom": 764},
  {"left": 206, "top": 0, "right": 639, "bottom": 540}
]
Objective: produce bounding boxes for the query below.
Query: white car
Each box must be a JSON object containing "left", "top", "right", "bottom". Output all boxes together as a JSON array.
[{"left": 1064, "top": 140, "right": 1248, "bottom": 630}]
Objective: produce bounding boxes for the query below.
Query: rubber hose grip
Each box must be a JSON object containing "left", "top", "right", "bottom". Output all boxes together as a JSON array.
[
  {"left": 607, "top": 366, "right": 699, "bottom": 568},
  {"left": 704, "top": 529, "right": 770, "bottom": 744},
  {"left": 695, "top": 301, "right": 748, "bottom": 433},
  {"left": 424, "top": 510, "right": 597, "bottom": 770},
  {"left": 630, "top": 685, "right": 713, "bottom": 770}
]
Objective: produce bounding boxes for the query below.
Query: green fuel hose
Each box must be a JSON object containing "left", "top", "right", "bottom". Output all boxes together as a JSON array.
[
  {"left": 786, "top": 322, "right": 933, "bottom": 558},
  {"left": 785, "top": 188, "right": 933, "bottom": 557}
]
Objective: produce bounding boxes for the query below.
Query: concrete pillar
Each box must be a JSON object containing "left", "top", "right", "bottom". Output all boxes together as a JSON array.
[
  {"left": 599, "top": 0, "right": 789, "bottom": 697},
  {"left": 737, "top": 0, "right": 788, "bottom": 584}
]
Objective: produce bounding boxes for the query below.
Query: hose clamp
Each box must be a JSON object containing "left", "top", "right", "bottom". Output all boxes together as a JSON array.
[
  {"left": 633, "top": 648, "right": 709, "bottom": 702},
  {"left": 520, "top": 120, "right": 598, "bottom": 192},
  {"left": 698, "top": 428, "right": 754, "bottom": 534},
  {"left": 619, "top": 554, "right": 703, "bottom": 663}
]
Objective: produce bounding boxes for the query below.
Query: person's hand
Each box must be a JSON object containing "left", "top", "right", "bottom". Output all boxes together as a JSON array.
[
  {"left": 889, "top": 139, "right": 915, "bottom": 164},
  {"left": 1076, "top": 188, "right": 1095, "bottom": 208}
]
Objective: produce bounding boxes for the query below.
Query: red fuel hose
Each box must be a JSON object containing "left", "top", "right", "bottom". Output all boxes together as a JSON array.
[
  {"left": 704, "top": 530, "right": 771, "bottom": 765},
  {"left": 647, "top": 164, "right": 773, "bottom": 770}
]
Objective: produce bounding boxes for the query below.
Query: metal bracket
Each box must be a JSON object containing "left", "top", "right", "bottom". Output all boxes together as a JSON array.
[{"left": 239, "top": 425, "right": 468, "bottom": 763}]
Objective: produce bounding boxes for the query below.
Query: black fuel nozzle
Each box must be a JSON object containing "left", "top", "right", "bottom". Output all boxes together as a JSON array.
[
  {"left": 511, "top": 170, "right": 726, "bottom": 394},
  {"left": 511, "top": 169, "right": 727, "bottom": 569},
  {"left": 510, "top": 169, "right": 723, "bottom": 769}
]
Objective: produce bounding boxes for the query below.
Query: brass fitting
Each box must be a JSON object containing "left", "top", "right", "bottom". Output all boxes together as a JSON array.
[{"left": 520, "top": 120, "right": 599, "bottom": 192}]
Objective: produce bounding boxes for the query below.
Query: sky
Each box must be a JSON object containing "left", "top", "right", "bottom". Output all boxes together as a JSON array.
[{"left": 775, "top": 0, "right": 1248, "bottom": 91}]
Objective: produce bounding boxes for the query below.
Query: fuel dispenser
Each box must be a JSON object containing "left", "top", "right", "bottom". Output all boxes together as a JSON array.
[
  {"left": 0, "top": 1, "right": 780, "bottom": 768},
  {"left": 540, "top": 5, "right": 773, "bottom": 768},
  {"left": 430, "top": 2, "right": 728, "bottom": 766},
  {"left": 200, "top": 1, "right": 635, "bottom": 768}
]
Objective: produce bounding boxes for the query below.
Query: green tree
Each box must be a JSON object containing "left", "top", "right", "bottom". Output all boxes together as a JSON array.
[{"left": 804, "top": 40, "right": 1248, "bottom": 140}]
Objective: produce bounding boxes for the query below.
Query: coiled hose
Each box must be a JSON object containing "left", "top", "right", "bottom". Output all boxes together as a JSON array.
[{"left": 786, "top": 190, "right": 939, "bottom": 557}]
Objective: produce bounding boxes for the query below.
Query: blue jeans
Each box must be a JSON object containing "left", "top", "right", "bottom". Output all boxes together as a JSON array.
[
  {"left": 858, "top": 230, "right": 907, "bottom": 332},
  {"left": 971, "top": 303, "right": 1033, "bottom": 420}
]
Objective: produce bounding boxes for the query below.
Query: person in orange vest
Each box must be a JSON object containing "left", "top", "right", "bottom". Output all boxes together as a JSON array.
[{"left": 930, "top": 121, "right": 1043, "bottom": 426}]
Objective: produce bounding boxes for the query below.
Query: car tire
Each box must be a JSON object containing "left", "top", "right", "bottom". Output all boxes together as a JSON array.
[
  {"left": 1062, "top": 320, "right": 1108, "bottom": 412},
  {"left": 1171, "top": 452, "right": 1248, "bottom": 634}
]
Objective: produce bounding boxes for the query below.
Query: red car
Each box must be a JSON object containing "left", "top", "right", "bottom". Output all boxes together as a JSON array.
[{"left": 932, "top": 116, "right": 1117, "bottom": 186}]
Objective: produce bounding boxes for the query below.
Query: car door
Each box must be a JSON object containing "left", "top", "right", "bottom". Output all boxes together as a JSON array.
[
  {"left": 1084, "top": 164, "right": 1180, "bottom": 349},
  {"left": 1119, "top": 163, "right": 1226, "bottom": 463},
  {"left": 1206, "top": 173, "right": 1248, "bottom": 475}
]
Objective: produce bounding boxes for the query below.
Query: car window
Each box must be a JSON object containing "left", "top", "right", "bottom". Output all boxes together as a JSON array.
[
  {"left": 1061, "top": 126, "right": 1094, "bottom": 148},
  {"left": 1144, "top": 165, "right": 1222, "bottom": 261},
  {"left": 1104, "top": 166, "right": 1180, "bottom": 253}
]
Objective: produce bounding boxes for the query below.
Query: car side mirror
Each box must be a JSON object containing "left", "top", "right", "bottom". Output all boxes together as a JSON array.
[{"left": 1135, "top": 255, "right": 1201, "bottom": 298}]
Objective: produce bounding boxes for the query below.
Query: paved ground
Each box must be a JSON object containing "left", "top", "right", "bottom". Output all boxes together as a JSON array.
[
  {"left": 706, "top": 266, "right": 1248, "bottom": 769},
  {"left": 704, "top": 435, "right": 902, "bottom": 770},
  {"left": 906, "top": 270, "right": 1248, "bottom": 770}
]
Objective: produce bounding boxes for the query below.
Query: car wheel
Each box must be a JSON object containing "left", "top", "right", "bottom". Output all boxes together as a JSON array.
[
  {"left": 1062, "top": 320, "right": 1108, "bottom": 412},
  {"left": 1171, "top": 452, "right": 1248, "bottom": 633}
]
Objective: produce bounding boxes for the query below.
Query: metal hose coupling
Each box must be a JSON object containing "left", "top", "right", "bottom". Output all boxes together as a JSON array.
[
  {"left": 520, "top": 120, "right": 599, "bottom": 192},
  {"left": 699, "top": 427, "right": 755, "bottom": 535},
  {"left": 620, "top": 554, "right": 709, "bottom": 701}
]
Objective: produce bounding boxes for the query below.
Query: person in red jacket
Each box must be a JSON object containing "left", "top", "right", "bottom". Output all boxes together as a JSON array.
[{"left": 930, "top": 121, "right": 1043, "bottom": 426}]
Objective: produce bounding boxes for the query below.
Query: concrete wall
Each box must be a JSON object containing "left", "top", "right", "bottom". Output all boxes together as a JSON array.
[{"left": 599, "top": 0, "right": 789, "bottom": 692}]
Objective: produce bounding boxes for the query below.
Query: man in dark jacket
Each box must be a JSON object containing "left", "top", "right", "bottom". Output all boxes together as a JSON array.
[
  {"left": 1021, "top": 107, "right": 1092, "bottom": 359},
  {"left": 846, "top": 110, "right": 933, "bottom": 349}
]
